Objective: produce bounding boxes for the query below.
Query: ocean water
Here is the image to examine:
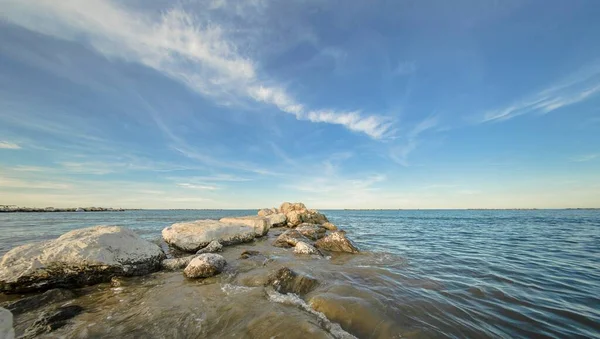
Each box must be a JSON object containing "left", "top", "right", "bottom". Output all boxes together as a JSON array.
[{"left": 1, "top": 209, "right": 599, "bottom": 338}]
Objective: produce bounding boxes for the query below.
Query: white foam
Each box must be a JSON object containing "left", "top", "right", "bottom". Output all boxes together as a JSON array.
[
  {"left": 221, "top": 283, "right": 254, "bottom": 295},
  {"left": 265, "top": 288, "right": 358, "bottom": 339}
]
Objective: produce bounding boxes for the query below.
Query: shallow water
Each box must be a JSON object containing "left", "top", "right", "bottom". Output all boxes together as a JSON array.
[{"left": 1, "top": 209, "right": 599, "bottom": 338}]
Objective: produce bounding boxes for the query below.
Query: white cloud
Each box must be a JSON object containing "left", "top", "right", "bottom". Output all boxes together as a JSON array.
[
  {"left": 0, "top": 0, "right": 392, "bottom": 139},
  {"left": 0, "top": 141, "right": 21, "bottom": 149},
  {"left": 177, "top": 183, "right": 220, "bottom": 190}
]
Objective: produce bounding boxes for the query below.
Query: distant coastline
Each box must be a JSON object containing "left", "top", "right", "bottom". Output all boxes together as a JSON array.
[{"left": 0, "top": 205, "right": 136, "bottom": 213}]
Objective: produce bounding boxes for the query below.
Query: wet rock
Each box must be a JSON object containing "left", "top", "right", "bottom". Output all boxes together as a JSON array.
[
  {"left": 0, "top": 226, "right": 165, "bottom": 293},
  {"left": 220, "top": 216, "right": 270, "bottom": 237},
  {"left": 265, "top": 213, "right": 287, "bottom": 227},
  {"left": 266, "top": 267, "right": 318, "bottom": 295},
  {"left": 183, "top": 254, "right": 226, "bottom": 279},
  {"left": 240, "top": 250, "right": 260, "bottom": 259},
  {"left": 315, "top": 232, "right": 359, "bottom": 254},
  {"left": 296, "top": 223, "right": 327, "bottom": 240},
  {"left": 293, "top": 241, "right": 320, "bottom": 255},
  {"left": 0, "top": 307, "right": 14, "bottom": 339},
  {"left": 321, "top": 222, "right": 338, "bottom": 231},
  {"left": 2, "top": 288, "right": 76, "bottom": 316},
  {"left": 273, "top": 230, "right": 311, "bottom": 248},
  {"left": 161, "top": 255, "right": 199, "bottom": 271},
  {"left": 196, "top": 240, "right": 223, "bottom": 254},
  {"left": 23, "top": 305, "right": 83, "bottom": 338},
  {"left": 162, "top": 220, "right": 256, "bottom": 252}
]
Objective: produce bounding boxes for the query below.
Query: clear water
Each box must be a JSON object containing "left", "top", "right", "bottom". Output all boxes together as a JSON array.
[{"left": 1, "top": 209, "right": 599, "bottom": 338}]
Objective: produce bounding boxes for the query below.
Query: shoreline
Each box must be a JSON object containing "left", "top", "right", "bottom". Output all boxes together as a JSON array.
[{"left": 0, "top": 207, "right": 137, "bottom": 213}]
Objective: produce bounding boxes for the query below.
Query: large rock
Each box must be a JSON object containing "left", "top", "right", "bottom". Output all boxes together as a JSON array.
[
  {"left": 183, "top": 254, "right": 226, "bottom": 279},
  {"left": 257, "top": 208, "right": 278, "bottom": 217},
  {"left": 2, "top": 288, "right": 76, "bottom": 316},
  {"left": 0, "top": 308, "right": 14, "bottom": 339},
  {"left": 0, "top": 226, "right": 165, "bottom": 293},
  {"left": 273, "top": 230, "right": 311, "bottom": 248},
  {"left": 266, "top": 267, "right": 318, "bottom": 295},
  {"left": 219, "top": 216, "right": 270, "bottom": 237},
  {"left": 162, "top": 220, "right": 256, "bottom": 252},
  {"left": 278, "top": 202, "right": 329, "bottom": 227},
  {"left": 296, "top": 223, "right": 327, "bottom": 240},
  {"left": 293, "top": 241, "right": 320, "bottom": 255},
  {"left": 265, "top": 213, "right": 287, "bottom": 227},
  {"left": 315, "top": 232, "right": 359, "bottom": 254},
  {"left": 320, "top": 222, "right": 338, "bottom": 231}
]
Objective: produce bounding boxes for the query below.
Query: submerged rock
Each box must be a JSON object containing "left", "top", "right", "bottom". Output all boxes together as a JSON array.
[
  {"left": 0, "top": 307, "right": 14, "bottom": 339},
  {"left": 196, "top": 240, "right": 223, "bottom": 254},
  {"left": 273, "top": 230, "right": 311, "bottom": 248},
  {"left": 183, "top": 254, "right": 226, "bottom": 279},
  {"left": 162, "top": 220, "right": 256, "bottom": 252},
  {"left": 296, "top": 223, "right": 327, "bottom": 240},
  {"left": 293, "top": 241, "right": 320, "bottom": 255},
  {"left": 162, "top": 255, "right": 199, "bottom": 271},
  {"left": 265, "top": 213, "right": 287, "bottom": 227},
  {"left": 315, "top": 231, "right": 359, "bottom": 254},
  {"left": 0, "top": 226, "right": 165, "bottom": 293},
  {"left": 220, "top": 216, "right": 270, "bottom": 237},
  {"left": 240, "top": 250, "right": 261, "bottom": 259},
  {"left": 266, "top": 267, "right": 319, "bottom": 295},
  {"left": 2, "top": 288, "right": 76, "bottom": 316},
  {"left": 23, "top": 305, "right": 83, "bottom": 338}
]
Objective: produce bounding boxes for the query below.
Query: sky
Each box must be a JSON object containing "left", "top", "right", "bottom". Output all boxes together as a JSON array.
[{"left": 0, "top": 0, "right": 599, "bottom": 209}]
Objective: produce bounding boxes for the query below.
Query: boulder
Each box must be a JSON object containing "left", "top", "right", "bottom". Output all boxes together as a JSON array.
[
  {"left": 278, "top": 202, "right": 329, "bottom": 227},
  {"left": 2, "top": 288, "right": 76, "bottom": 316},
  {"left": 161, "top": 255, "right": 198, "bottom": 271},
  {"left": 219, "top": 216, "right": 270, "bottom": 237},
  {"left": 293, "top": 241, "right": 320, "bottom": 255},
  {"left": 0, "top": 307, "right": 14, "bottom": 339},
  {"left": 315, "top": 232, "right": 359, "bottom": 254},
  {"left": 257, "top": 208, "right": 277, "bottom": 217},
  {"left": 320, "top": 222, "right": 338, "bottom": 231},
  {"left": 265, "top": 213, "right": 287, "bottom": 227},
  {"left": 196, "top": 240, "right": 223, "bottom": 254},
  {"left": 273, "top": 230, "right": 311, "bottom": 248},
  {"left": 296, "top": 224, "right": 327, "bottom": 240},
  {"left": 162, "top": 220, "right": 256, "bottom": 252},
  {"left": 266, "top": 267, "right": 318, "bottom": 295},
  {"left": 0, "top": 226, "right": 165, "bottom": 293},
  {"left": 22, "top": 305, "right": 83, "bottom": 338},
  {"left": 183, "top": 254, "right": 226, "bottom": 279}
]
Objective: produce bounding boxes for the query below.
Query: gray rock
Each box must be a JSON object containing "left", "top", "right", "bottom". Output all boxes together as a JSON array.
[
  {"left": 196, "top": 240, "right": 223, "bottom": 254},
  {"left": 183, "top": 254, "right": 226, "bottom": 279},
  {"left": 0, "top": 226, "right": 165, "bottom": 293},
  {"left": 2, "top": 288, "right": 76, "bottom": 316},
  {"left": 273, "top": 230, "right": 311, "bottom": 248},
  {"left": 293, "top": 241, "right": 320, "bottom": 255},
  {"left": 315, "top": 232, "right": 359, "bottom": 254},
  {"left": 161, "top": 255, "right": 199, "bottom": 271},
  {"left": 296, "top": 223, "right": 327, "bottom": 240},
  {"left": 162, "top": 220, "right": 256, "bottom": 252},
  {"left": 0, "top": 307, "right": 14, "bottom": 339},
  {"left": 22, "top": 305, "right": 83, "bottom": 338},
  {"left": 266, "top": 267, "right": 318, "bottom": 295},
  {"left": 219, "top": 216, "right": 270, "bottom": 237}
]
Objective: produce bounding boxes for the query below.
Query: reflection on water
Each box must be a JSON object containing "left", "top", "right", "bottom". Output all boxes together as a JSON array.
[{"left": 1, "top": 209, "right": 599, "bottom": 338}]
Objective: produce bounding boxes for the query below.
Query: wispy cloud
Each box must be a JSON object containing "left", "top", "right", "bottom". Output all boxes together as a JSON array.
[
  {"left": 390, "top": 115, "right": 439, "bottom": 166},
  {"left": 0, "top": 176, "right": 71, "bottom": 190},
  {"left": 482, "top": 64, "right": 600, "bottom": 123},
  {"left": 0, "top": 141, "right": 21, "bottom": 149},
  {"left": 0, "top": 0, "right": 393, "bottom": 139},
  {"left": 570, "top": 153, "right": 599, "bottom": 162},
  {"left": 177, "top": 183, "right": 220, "bottom": 190}
]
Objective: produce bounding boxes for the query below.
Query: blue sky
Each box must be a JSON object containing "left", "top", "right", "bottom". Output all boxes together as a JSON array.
[{"left": 0, "top": 0, "right": 599, "bottom": 209}]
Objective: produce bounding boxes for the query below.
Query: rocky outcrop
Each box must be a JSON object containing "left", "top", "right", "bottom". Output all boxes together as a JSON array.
[
  {"left": 296, "top": 223, "right": 327, "bottom": 240},
  {"left": 265, "top": 213, "right": 287, "bottom": 227},
  {"left": 293, "top": 241, "right": 320, "bottom": 255},
  {"left": 0, "top": 308, "right": 14, "bottom": 339},
  {"left": 273, "top": 230, "right": 311, "bottom": 248},
  {"left": 219, "top": 216, "right": 270, "bottom": 237},
  {"left": 183, "top": 254, "right": 226, "bottom": 279},
  {"left": 0, "top": 226, "right": 165, "bottom": 293},
  {"left": 196, "top": 240, "right": 223, "bottom": 254},
  {"left": 315, "top": 232, "right": 359, "bottom": 254},
  {"left": 266, "top": 267, "right": 318, "bottom": 295},
  {"left": 162, "top": 220, "right": 256, "bottom": 252},
  {"left": 22, "top": 305, "right": 83, "bottom": 338},
  {"left": 2, "top": 289, "right": 76, "bottom": 316}
]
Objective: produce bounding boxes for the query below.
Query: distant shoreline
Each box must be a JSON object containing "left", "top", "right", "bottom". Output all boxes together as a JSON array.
[{"left": 0, "top": 206, "right": 138, "bottom": 213}]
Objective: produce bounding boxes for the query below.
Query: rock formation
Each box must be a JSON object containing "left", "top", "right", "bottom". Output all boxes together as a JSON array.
[
  {"left": 183, "top": 254, "right": 227, "bottom": 279},
  {"left": 162, "top": 220, "right": 256, "bottom": 252}
]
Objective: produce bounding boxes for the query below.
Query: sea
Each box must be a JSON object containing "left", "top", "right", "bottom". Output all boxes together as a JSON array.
[{"left": 1, "top": 209, "right": 599, "bottom": 338}]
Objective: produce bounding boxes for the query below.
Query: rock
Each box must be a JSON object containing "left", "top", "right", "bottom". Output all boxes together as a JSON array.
[
  {"left": 183, "top": 254, "right": 226, "bottom": 279},
  {"left": 196, "top": 240, "right": 223, "bottom": 254},
  {"left": 286, "top": 210, "right": 304, "bottom": 227},
  {"left": 321, "top": 222, "right": 338, "bottom": 231},
  {"left": 0, "top": 226, "right": 165, "bottom": 293},
  {"left": 161, "top": 255, "right": 198, "bottom": 271},
  {"left": 257, "top": 208, "right": 277, "bottom": 217},
  {"left": 265, "top": 213, "right": 287, "bottom": 228},
  {"left": 315, "top": 232, "right": 359, "bottom": 254},
  {"left": 240, "top": 250, "right": 260, "bottom": 259},
  {"left": 162, "top": 220, "right": 256, "bottom": 252},
  {"left": 0, "top": 308, "right": 14, "bottom": 339},
  {"left": 293, "top": 241, "right": 320, "bottom": 255},
  {"left": 23, "top": 305, "right": 83, "bottom": 338},
  {"left": 219, "top": 216, "right": 270, "bottom": 237},
  {"left": 296, "top": 223, "right": 327, "bottom": 240},
  {"left": 273, "top": 230, "right": 311, "bottom": 248},
  {"left": 2, "top": 288, "right": 76, "bottom": 316},
  {"left": 279, "top": 202, "right": 307, "bottom": 214},
  {"left": 266, "top": 267, "right": 318, "bottom": 295},
  {"left": 278, "top": 202, "right": 329, "bottom": 227}
]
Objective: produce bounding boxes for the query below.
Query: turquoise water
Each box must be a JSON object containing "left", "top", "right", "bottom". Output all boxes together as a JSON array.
[{"left": 1, "top": 209, "right": 599, "bottom": 338}]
